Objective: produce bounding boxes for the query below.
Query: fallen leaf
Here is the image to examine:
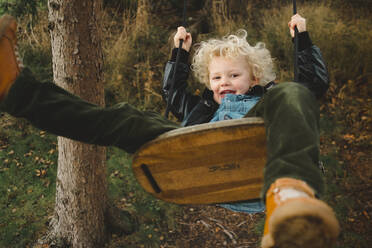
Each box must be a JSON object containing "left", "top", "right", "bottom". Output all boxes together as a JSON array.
[
  {"left": 363, "top": 211, "right": 370, "bottom": 220},
  {"left": 343, "top": 134, "right": 355, "bottom": 140}
]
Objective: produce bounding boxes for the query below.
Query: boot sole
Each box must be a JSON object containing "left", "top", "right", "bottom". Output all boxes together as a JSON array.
[
  {"left": 262, "top": 198, "right": 339, "bottom": 248},
  {"left": 0, "top": 15, "right": 16, "bottom": 39}
]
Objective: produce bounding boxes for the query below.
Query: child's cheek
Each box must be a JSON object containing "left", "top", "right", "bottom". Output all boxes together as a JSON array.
[{"left": 213, "top": 93, "right": 221, "bottom": 104}]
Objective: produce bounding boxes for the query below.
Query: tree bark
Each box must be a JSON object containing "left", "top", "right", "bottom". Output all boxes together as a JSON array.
[{"left": 47, "top": 0, "right": 107, "bottom": 247}]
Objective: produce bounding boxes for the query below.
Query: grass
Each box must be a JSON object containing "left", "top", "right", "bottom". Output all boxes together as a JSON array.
[
  {"left": 105, "top": 147, "right": 182, "bottom": 247},
  {"left": 0, "top": 116, "right": 57, "bottom": 248},
  {"left": 319, "top": 111, "right": 371, "bottom": 248},
  {"left": 12, "top": 2, "right": 372, "bottom": 110},
  {"left": 320, "top": 155, "right": 369, "bottom": 248},
  {"left": 2, "top": 114, "right": 367, "bottom": 247},
  {"left": 0, "top": 114, "right": 182, "bottom": 247},
  {"left": 259, "top": 3, "right": 372, "bottom": 84},
  {"left": 1, "top": 1, "right": 370, "bottom": 247}
]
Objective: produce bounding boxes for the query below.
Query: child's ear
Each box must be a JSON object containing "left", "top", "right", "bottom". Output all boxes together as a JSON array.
[{"left": 251, "top": 76, "right": 260, "bottom": 86}]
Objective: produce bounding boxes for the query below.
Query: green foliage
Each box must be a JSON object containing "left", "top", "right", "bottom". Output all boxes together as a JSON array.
[
  {"left": 15, "top": 11, "right": 53, "bottom": 83},
  {"left": 0, "top": 0, "right": 47, "bottom": 17},
  {"left": 253, "top": 216, "right": 265, "bottom": 236},
  {"left": 21, "top": 44, "right": 53, "bottom": 83}
]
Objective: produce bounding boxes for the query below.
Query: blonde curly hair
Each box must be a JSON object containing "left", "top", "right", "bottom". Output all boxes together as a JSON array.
[{"left": 191, "top": 30, "right": 276, "bottom": 89}]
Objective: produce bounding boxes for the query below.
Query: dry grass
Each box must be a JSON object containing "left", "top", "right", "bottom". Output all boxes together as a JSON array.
[
  {"left": 16, "top": 12, "right": 52, "bottom": 81},
  {"left": 259, "top": 3, "right": 372, "bottom": 84},
  {"left": 15, "top": 2, "right": 371, "bottom": 109},
  {"left": 103, "top": 12, "right": 136, "bottom": 102},
  {"left": 17, "top": 12, "right": 50, "bottom": 50},
  {"left": 102, "top": 1, "right": 174, "bottom": 111},
  {"left": 205, "top": 2, "right": 371, "bottom": 86}
]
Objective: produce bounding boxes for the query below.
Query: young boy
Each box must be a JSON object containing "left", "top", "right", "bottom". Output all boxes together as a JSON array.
[
  {"left": 163, "top": 14, "right": 340, "bottom": 248},
  {"left": 0, "top": 14, "right": 339, "bottom": 248}
]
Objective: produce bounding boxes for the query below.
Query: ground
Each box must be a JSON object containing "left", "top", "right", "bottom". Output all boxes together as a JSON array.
[
  {"left": 106, "top": 79, "right": 372, "bottom": 248},
  {"left": 159, "top": 80, "right": 372, "bottom": 248},
  {"left": 1, "top": 75, "right": 371, "bottom": 248},
  {"left": 1, "top": 2, "right": 371, "bottom": 247},
  {"left": 166, "top": 206, "right": 264, "bottom": 247}
]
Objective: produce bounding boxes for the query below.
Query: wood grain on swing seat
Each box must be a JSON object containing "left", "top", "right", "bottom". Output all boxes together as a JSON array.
[{"left": 132, "top": 117, "right": 266, "bottom": 204}]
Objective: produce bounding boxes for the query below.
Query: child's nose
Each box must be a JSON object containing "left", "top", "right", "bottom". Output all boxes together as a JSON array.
[{"left": 221, "top": 78, "right": 231, "bottom": 86}]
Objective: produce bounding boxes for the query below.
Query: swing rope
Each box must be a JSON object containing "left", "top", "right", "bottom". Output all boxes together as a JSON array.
[
  {"left": 293, "top": 0, "right": 299, "bottom": 82},
  {"left": 165, "top": 0, "right": 188, "bottom": 118}
]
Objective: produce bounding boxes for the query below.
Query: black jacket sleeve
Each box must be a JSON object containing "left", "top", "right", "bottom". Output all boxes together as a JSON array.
[
  {"left": 296, "top": 32, "right": 329, "bottom": 99},
  {"left": 162, "top": 48, "right": 202, "bottom": 121}
]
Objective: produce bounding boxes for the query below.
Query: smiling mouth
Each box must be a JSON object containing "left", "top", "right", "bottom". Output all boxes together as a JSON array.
[{"left": 220, "top": 90, "right": 236, "bottom": 98}]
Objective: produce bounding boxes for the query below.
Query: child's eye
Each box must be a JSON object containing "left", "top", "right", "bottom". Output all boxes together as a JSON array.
[
  {"left": 212, "top": 76, "right": 221, "bottom": 80},
  {"left": 231, "top": 74, "right": 240, "bottom": 78}
]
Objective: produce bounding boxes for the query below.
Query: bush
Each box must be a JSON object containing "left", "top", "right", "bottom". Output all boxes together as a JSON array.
[
  {"left": 16, "top": 11, "right": 53, "bottom": 82},
  {"left": 103, "top": 0, "right": 137, "bottom": 16},
  {"left": 103, "top": 5, "right": 173, "bottom": 111},
  {"left": 0, "top": 0, "right": 47, "bottom": 17},
  {"left": 260, "top": 3, "right": 372, "bottom": 84}
]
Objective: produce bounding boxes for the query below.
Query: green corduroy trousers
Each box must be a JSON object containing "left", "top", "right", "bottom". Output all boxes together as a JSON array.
[{"left": 1, "top": 68, "right": 324, "bottom": 198}]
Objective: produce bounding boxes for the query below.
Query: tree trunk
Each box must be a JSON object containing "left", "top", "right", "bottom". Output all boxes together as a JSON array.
[{"left": 47, "top": 0, "right": 107, "bottom": 247}]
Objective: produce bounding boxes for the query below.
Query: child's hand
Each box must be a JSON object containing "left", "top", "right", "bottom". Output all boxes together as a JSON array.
[
  {"left": 288, "top": 14, "right": 306, "bottom": 38},
  {"left": 174, "top": 26, "right": 192, "bottom": 52}
]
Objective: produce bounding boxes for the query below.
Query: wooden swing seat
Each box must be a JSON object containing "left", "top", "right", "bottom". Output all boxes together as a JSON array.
[{"left": 132, "top": 117, "right": 266, "bottom": 204}]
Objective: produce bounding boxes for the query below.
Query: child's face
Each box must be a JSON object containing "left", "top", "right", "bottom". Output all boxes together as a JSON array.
[{"left": 209, "top": 56, "right": 258, "bottom": 104}]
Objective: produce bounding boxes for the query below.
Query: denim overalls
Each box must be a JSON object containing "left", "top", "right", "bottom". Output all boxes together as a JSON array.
[{"left": 210, "top": 94, "right": 265, "bottom": 213}]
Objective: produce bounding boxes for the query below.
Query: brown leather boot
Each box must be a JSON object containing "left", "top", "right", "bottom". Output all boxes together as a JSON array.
[
  {"left": 261, "top": 178, "right": 340, "bottom": 248},
  {"left": 0, "top": 15, "right": 23, "bottom": 101}
]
